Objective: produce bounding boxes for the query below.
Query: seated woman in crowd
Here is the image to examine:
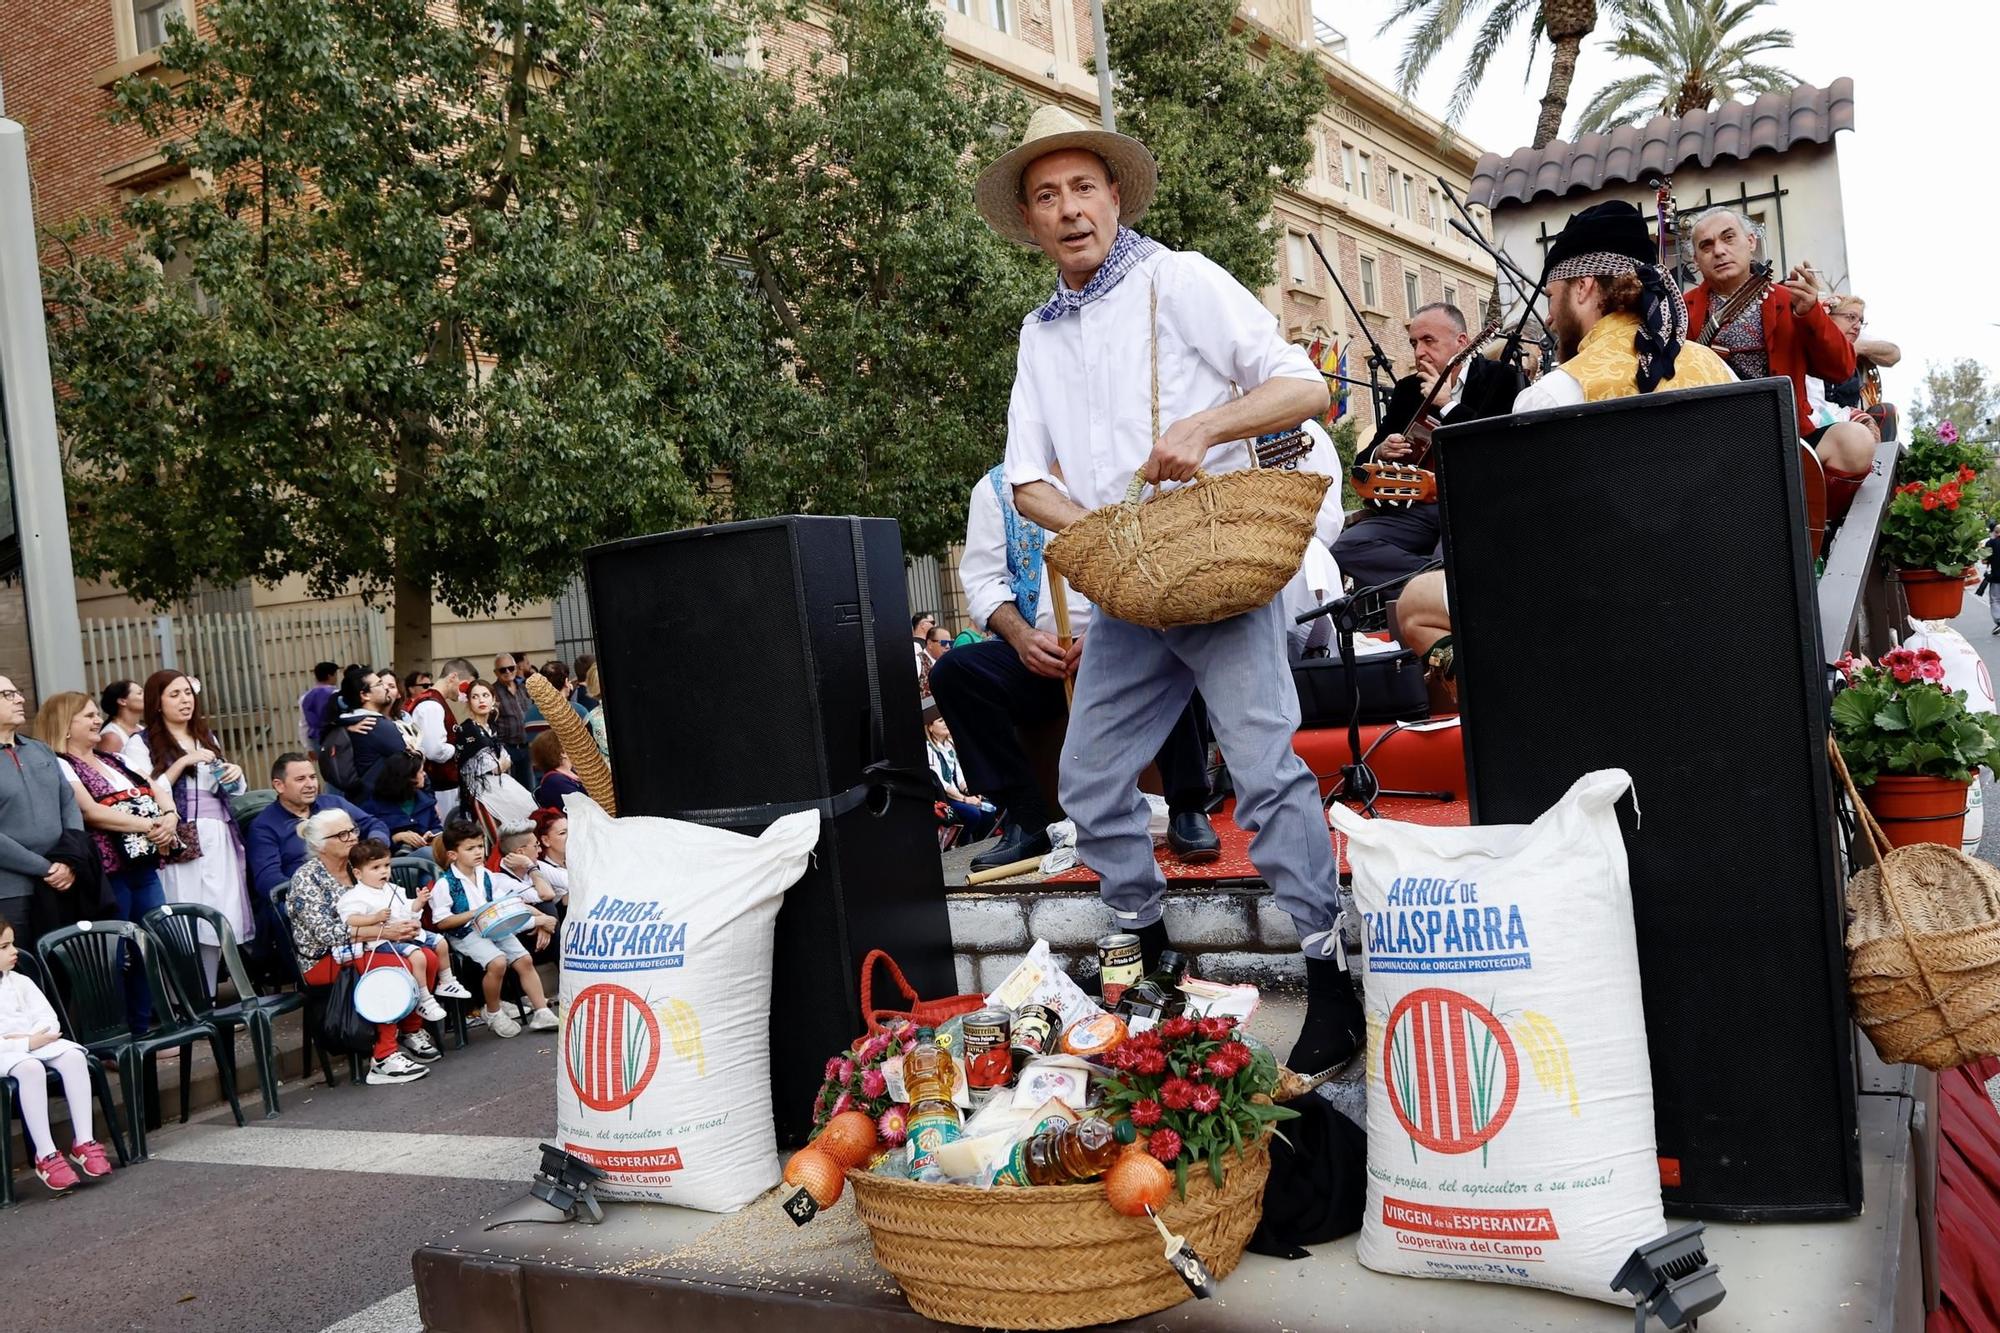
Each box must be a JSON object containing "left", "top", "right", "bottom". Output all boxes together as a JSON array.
[
  {"left": 531, "top": 807, "right": 571, "bottom": 902},
  {"left": 428, "top": 821, "right": 559, "bottom": 1038},
  {"left": 453, "top": 680, "right": 537, "bottom": 833},
  {"left": 924, "top": 709, "right": 997, "bottom": 841},
  {"left": 360, "top": 750, "right": 443, "bottom": 853},
  {"left": 283, "top": 809, "right": 436, "bottom": 1085},
  {"left": 335, "top": 837, "right": 470, "bottom": 1025},
  {"left": 95, "top": 680, "right": 143, "bottom": 758},
  {"left": 36, "top": 691, "right": 179, "bottom": 1034},
  {"left": 530, "top": 731, "right": 584, "bottom": 810}
]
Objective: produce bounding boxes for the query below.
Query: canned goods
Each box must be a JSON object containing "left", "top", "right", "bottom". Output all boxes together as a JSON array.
[
  {"left": 962, "top": 1007, "right": 1014, "bottom": 1090},
  {"left": 1097, "top": 933, "right": 1143, "bottom": 1006},
  {"left": 1010, "top": 1002, "right": 1060, "bottom": 1063}
]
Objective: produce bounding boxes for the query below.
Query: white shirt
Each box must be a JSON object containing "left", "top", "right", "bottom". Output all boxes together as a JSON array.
[
  {"left": 0, "top": 970, "right": 70, "bottom": 1056},
  {"left": 427, "top": 864, "right": 504, "bottom": 923},
  {"left": 1513, "top": 367, "right": 1585, "bottom": 413},
  {"left": 411, "top": 697, "right": 454, "bottom": 765},
  {"left": 1003, "top": 249, "right": 1324, "bottom": 512},
  {"left": 336, "top": 880, "right": 421, "bottom": 927},
  {"left": 958, "top": 473, "right": 1095, "bottom": 637}
]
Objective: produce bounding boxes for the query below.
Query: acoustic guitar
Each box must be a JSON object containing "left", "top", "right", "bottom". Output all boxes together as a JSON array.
[{"left": 1350, "top": 311, "right": 1504, "bottom": 508}]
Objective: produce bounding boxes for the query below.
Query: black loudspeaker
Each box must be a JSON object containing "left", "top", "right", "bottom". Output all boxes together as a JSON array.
[
  {"left": 1435, "top": 377, "right": 1862, "bottom": 1220},
  {"left": 584, "top": 516, "right": 958, "bottom": 1146}
]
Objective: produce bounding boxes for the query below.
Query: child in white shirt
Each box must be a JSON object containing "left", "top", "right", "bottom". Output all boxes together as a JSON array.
[
  {"left": 495, "top": 825, "right": 565, "bottom": 905},
  {"left": 337, "top": 839, "right": 473, "bottom": 1023},
  {"left": 428, "top": 823, "right": 559, "bottom": 1038},
  {"left": 0, "top": 924, "right": 116, "bottom": 1194}
]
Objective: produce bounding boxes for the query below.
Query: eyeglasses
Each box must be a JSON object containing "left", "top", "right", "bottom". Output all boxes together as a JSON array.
[
  {"left": 929, "top": 636, "right": 950, "bottom": 646},
  {"left": 331, "top": 828, "right": 360, "bottom": 841},
  {"left": 415, "top": 679, "right": 433, "bottom": 689},
  {"left": 496, "top": 666, "right": 516, "bottom": 675},
  {"left": 0, "top": 690, "right": 22, "bottom": 702}
]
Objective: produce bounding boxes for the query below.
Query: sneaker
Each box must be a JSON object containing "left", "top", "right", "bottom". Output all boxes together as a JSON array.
[
  {"left": 527, "top": 1006, "right": 559, "bottom": 1032},
  {"left": 68, "top": 1140, "right": 114, "bottom": 1181},
  {"left": 465, "top": 1009, "right": 486, "bottom": 1028},
  {"left": 416, "top": 993, "right": 448, "bottom": 1022},
  {"left": 35, "top": 1152, "right": 80, "bottom": 1193},
  {"left": 367, "top": 1053, "right": 430, "bottom": 1084},
  {"left": 401, "top": 1030, "right": 441, "bottom": 1062},
  {"left": 497, "top": 999, "right": 523, "bottom": 1019},
  {"left": 485, "top": 1007, "right": 523, "bottom": 1038},
  {"left": 434, "top": 974, "right": 472, "bottom": 1001}
]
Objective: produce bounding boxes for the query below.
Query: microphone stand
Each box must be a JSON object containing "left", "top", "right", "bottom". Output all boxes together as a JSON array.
[
  {"left": 1437, "top": 177, "right": 1551, "bottom": 376},
  {"left": 1307, "top": 232, "right": 1398, "bottom": 424},
  {"left": 1295, "top": 564, "right": 1457, "bottom": 817}
]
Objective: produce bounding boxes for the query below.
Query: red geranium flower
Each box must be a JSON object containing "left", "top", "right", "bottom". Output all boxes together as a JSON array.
[
  {"left": 1160, "top": 1016, "right": 1197, "bottom": 1040},
  {"left": 1129, "top": 1098, "right": 1163, "bottom": 1128},
  {"left": 1219, "top": 1041, "right": 1252, "bottom": 1071},
  {"left": 1204, "top": 1052, "right": 1236, "bottom": 1078},
  {"left": 1960, "top": 466, "right": 1979, "bottom": 484},
  {"left": 1148, "top": 1128, "right": 1183, "bottom": 1163},
  {"left": 1160, "top": 1077, "right": 1195, "bottom": 1110},
  {"left": 1197, "top": 1016, "right": 1230, "bottom": 1041},
  {"left": 1923, "top": 493, "right": 1940, "bottom": 511},
  {"left": 1136, "top": 1047, "right": 1168, "bottom": 1076},
  {"left": 1191, "top": 1085, "right": 1222, "bottom": 1114}
]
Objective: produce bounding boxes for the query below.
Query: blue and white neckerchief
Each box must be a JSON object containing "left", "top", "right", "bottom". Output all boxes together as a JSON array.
[
  {"left": 988, "top": 464, "right": 1044, "bottom": 626},
  {"left": 1031, "top": 227, "right": 1163, "bottom": 323}
]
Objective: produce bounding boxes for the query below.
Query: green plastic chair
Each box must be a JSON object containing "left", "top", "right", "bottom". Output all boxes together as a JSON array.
[
  {"left": 141, "top": 904, "right": 305, "bottom": 1119},
  {"left": 0, "top": 952, "right": 129, "bottom": 1207},
  {"left": 36, "top": 921, "right": 246, "bottom": 1160}
]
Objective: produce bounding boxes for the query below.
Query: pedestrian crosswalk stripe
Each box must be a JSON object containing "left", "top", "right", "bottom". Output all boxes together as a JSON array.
[{"left": 149, "top": 1126, "right": 545, "bottom": 1182}]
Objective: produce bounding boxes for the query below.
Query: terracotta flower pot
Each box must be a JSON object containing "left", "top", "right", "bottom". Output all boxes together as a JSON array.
[
  {"left": 1898, "top": 568, "right": 1968, "bottom": 620},
  {"left": 1862, "top": 775, "right": 1970, "bottom": 849}
]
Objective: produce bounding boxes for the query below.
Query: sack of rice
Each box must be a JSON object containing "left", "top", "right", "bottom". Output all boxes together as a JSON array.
[
  {"left": 558, "top": 797, "right": 820, "bottom": 1211},
  {"left": 1332, "top": 770, "right": 1665, "bottom": 1303}
]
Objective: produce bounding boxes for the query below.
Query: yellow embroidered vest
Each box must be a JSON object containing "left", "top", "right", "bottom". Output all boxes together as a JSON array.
[{"left": 1559, "top": 312, "right": 1735, "bottom": 402}]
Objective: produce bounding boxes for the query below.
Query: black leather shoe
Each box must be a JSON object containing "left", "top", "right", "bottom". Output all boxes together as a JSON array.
[
  {"left": 969, "top": 824, "right": 1052, "bottom": 874},
  {"left": 1166, "top": 811, "right": 1221, "bottom": 863},
  {"left": 1289, "top": 955, "right": 1365, "bottom": 1081}
]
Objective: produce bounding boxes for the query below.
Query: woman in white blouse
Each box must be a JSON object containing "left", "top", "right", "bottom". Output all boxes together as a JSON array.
[{"left": 121, "top": 671, "right": 254, "bottom": 986}]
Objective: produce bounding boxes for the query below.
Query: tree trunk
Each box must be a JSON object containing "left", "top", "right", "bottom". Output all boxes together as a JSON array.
[
  {"left": 391, "top": 422, "right": 434, "bottom": 671},
  {"left": 1533, "top": 34, "right": 1587, "bottom": 149}
]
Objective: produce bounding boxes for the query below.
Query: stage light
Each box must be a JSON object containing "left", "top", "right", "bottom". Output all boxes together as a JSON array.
[
  {"left": 1610, "top": 1222, "right": 1726, "bottom": 1333},
  {"left": 484, "top": 1143, "right": 608, "bottom": 1230}
]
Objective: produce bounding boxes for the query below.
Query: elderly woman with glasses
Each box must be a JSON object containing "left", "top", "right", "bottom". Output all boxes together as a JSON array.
[{"left": 283, "top": 808, "right": 437, "bottom": 1084}]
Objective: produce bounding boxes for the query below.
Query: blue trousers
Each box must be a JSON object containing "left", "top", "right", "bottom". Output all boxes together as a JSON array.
[
  {"left": 108, "top": 862, "right": 168, "bottom": 1034},
  {"left": 1059, "top": 597, "right": 1339, "bottom": 951}
]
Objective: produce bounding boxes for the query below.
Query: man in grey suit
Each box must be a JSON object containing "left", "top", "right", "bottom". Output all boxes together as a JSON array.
[{"left": 0, "top": 676, "right": 84, "bottom": 949}]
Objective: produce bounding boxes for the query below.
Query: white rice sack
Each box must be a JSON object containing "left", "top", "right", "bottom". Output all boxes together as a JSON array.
[
  {"left": 557, "top": 797, "right": 819, "bottom": 1211},
  {"left": 1332, "top": 770, "right": 1665, "bottom": 1304}
]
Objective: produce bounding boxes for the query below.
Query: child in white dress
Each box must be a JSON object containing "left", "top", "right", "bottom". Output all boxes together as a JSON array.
[{"left": 0, "top": 924, "right": 116, "bottom": 1194}]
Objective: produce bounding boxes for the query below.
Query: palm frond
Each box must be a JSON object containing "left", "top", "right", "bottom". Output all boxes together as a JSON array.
[
  {"left": 1577, "top": 0, "right": 1795, "bottom": 124},
  {"left": 1573, "top": 73, "right": 1667, "bottom": 134},
  {"left": 1447, "top": 0, "right": 1533, "bottom": 123},
  {"left": 1391, "top": 0, "right": 1480, "bottom": 96}
]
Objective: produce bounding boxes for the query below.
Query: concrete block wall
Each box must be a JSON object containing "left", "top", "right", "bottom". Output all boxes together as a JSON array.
[{"left": 948, "top": 885, "right": 1358, "bottom": 993}]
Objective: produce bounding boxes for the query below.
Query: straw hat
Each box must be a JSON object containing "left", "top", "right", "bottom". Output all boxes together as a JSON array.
[{"left": 974, "top": 104, "right": 1157, "bottom": 248}]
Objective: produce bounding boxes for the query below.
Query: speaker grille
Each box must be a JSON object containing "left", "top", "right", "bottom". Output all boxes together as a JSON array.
[{"left": 1436, "top": 378, "right": 1861, "bottom": 1218}]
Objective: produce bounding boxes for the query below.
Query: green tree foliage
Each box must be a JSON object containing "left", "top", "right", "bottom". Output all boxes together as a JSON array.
[
  {"left": 1917, "top": 359, "right": 2000, "bottom": 442},
  {"left": 1105, "top": 0, "right": 1327, "bottom": 292},
  {"left": 1573, "top": 0, "right": 1794, "bottom": 135},
  {"left": 41, "top": 0, "right": 775, "bottom": 664},
  {"left": 734, "top": 0, "right": 1043, "bottom": 556}
]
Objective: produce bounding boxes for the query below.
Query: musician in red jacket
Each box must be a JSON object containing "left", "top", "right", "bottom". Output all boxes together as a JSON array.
[{"left": 1684, "top": 207, "right": 1874, "bottom": 519}]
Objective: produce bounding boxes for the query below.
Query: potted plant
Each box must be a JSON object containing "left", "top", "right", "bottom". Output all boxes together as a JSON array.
[
  {"left": 1880, "top": 462, "right": 1988, "bottom": 620},
  {"left": 1832, "top": 647, "right": 2000, "bottom": 847},
  {"left": 1901, "top": 418, "right": 1986, "bottom": 485}
]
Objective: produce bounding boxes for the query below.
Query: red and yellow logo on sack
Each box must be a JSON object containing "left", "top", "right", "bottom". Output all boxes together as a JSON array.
[{"left": 1384, "top": 988, "right": 1519, "bottom": 1158}]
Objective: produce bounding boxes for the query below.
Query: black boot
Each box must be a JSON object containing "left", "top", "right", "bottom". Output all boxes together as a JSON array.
[
  {"left": 1166, "top": 811, "right": 1221, "bottom": 863},
  {"left": 1289, "top": 955, "right": 1365, "bottom": 1079},
  {"left": 969, "top": 821, "right": 1052, "bottom": 873},
  {"left": 1135, "top": 919, "right": 1171, "bottom": 974}
]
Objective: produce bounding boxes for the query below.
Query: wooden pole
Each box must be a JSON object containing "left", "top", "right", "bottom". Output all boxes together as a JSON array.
[
  {"left": 1049, "top": 571, "right": 1075, "bottom": 707},
  {"left": 965, "top": 856, "right": 1047, "bottom": 886}
]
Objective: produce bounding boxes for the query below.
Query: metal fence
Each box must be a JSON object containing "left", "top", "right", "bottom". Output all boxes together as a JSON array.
[
  {"left": 79, "top": 605, "right": 389, "bottom": 781},
  {"left": 551, "top": 574, "right": 596, "bottom": 670}
]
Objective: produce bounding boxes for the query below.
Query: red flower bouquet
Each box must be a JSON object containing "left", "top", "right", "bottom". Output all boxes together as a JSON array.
[
  {"left": 1100, "top": 1014, "right": 1295, "bottom": 1193},
  {"left": 811, "top": 1019, "right": 920, "bottom": 1136}
]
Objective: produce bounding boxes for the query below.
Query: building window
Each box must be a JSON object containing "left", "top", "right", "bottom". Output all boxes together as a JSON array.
[
  {"left": 1478, "top": 296, "right": 1492, "bottom": 326},
  {"left": 949, "top": 0, "right": 971, "bottom": 12},
  {"left": 1429, "top": 187, "right": 1443, "bottom": 234},
  {"left": 1341, "top": 144, "right": 1358, "bottom": 194},
  {"left": 1403, "top": 270, "right": 1421, "bottom": 313},
  {"left": 1359, "top": 255, "right": 1379, "bottom": 308},
  {"left": 132, "top": 0, "right": 182, "bottom": 52},
  {"left": 1286, "top": 232, "right": 1312, "bottom": 287},
  {"left": 1358, "top": 154, "right": 1372, "bottom": 200},
  {"left": 1444, "top": 283, "right": 1458, "bottom": 311},
  {"left": 1400, "top": 174, "right": 1415, "bottom": 220},
  {"left": 988, "top": 0, "right": 1012, "bottom": 33}
]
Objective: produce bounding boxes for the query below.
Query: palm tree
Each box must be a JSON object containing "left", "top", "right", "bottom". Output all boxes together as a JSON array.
[
  {"left": 1573, "top": 0, "right": 1795, "bottom": 135},
  {"left": 1378, "top": 0, "right": 1627, "bottom": 150}
]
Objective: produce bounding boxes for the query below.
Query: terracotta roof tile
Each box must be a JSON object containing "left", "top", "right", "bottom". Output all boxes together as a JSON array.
[{"left": 1471, "top": 79, "right": 1854, "bottom": 207}]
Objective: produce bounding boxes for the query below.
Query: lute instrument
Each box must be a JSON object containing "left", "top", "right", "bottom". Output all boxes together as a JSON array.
[{"left": 1350, "top": 309, "right": 1504, "bottom": 508}]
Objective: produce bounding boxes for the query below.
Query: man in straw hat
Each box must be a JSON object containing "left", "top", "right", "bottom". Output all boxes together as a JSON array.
[{"left": 979, "top": 104, "right": 1363, "bottom": 1077}]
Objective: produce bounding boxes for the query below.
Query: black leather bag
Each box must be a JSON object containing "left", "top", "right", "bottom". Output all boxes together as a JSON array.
[
  {"left": 1291, "top": 648, "right": 1428, "bottom": 729},
  {"left": 320, "top": 965, "right": 380, "bottom": 1055}
]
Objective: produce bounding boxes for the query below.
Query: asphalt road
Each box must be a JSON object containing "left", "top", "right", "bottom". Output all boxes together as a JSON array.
[{"left": 5, "top": 1020, "right": 556, "bottom": 1333}]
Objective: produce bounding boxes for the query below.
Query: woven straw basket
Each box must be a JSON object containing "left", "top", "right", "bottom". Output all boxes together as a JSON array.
[
  {"left": 1832, "top": 740, "right": 2000, "bottom": 1069},
  {"left": 1041, "top": 278, "right": 1330, "bottom": 630},
  {"left": 1046, "top": 467, "right": 1331, "bottom": 630},
  {"left": 847, "top": 1142, "right": 1269, "bottom": 1329},
  {"left": 524, "top": 671, "right": 617, "bottom": 815}
]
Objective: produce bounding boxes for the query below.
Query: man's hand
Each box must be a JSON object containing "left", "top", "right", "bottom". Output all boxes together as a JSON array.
[
  {"left": 392, "top": 830, "right": 426, "bottom": 850},
  {"left": 1143, "top": 416, "right": 1212, "bottom": 484},
  {"left": 1374, "top": 432, "right": 1413, "bottom": 462},
  {"left": 1012, "top": 627, "right": 1069, "bottom": 679},
  {"left": 1784, "top": 264, "right": 1822, "bottom": 317},
  {"left": 44, "top": 863, "right": 74, "bottom": 891},
  {"left": 1063, "top": 632, "right": 1086, "bottom": 680}
]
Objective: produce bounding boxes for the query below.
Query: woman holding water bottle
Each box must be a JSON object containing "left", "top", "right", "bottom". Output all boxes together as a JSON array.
[{"left": 121, "top": 671, "right": 255, "bottom": 988}]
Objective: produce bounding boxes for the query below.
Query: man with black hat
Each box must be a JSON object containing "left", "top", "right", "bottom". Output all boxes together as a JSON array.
[
  {"left": 1515, "top": 200, "right": 1735, "bottom": 411},
  {"left": 977, "top": 104, "right": 1364, "bottom": 1079},
  {"left": 1393, "top": 202, "right": 1735, "bottom": 659}
]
